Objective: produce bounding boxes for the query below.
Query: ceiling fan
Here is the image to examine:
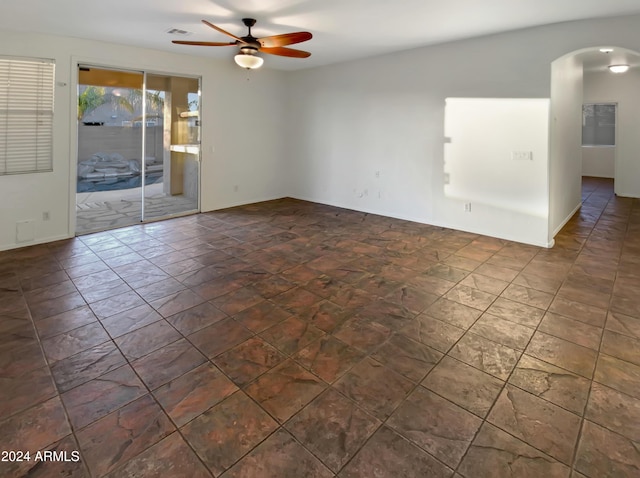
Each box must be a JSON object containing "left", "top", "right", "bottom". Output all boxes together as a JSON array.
[{"left": 172, "top": 18, "right": 312, "bottom": 69}]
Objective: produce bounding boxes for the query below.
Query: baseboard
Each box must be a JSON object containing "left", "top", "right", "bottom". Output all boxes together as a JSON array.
[
  {"left": 432, "top": 217, "right": 554, "bottom": 249},
  {"left": 614, "top": 190, "right": 640, "bottom": 199},
  {"left": 7, "top": 196, "right": 556, "bottom": 251},
  {"left": 552, "top": 202, "right": 581, "bottom": 238},
  {"left": 0, "top": 233, "right": 73, "bottom": 252},
  {"left": 290, "top": 195, "right": 552, "bottom": 248},
  {"left": 202, "top": 195, "right": 288, "bottom": 213},
  {"left": 289, "top": 194, "right": 428, "bottom": 225}
]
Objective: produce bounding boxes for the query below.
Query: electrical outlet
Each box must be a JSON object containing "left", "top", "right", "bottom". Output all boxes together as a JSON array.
[
  {"left": 42, "top": 211, "right": 50, "bottom": 221},
  {"left": 233, "top": 185, "right": 239, "bottom": 192},
  {"left": 375, "top": 171, "right": 380, "bottom": 178},
  {"left": 464, "top": 203, "right": 472, "bottom": 212}
]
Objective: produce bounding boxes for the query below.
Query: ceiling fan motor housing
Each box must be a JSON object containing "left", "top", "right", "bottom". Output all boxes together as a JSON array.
[{"left": 239, "top": 18, "right": 261, "bottom": 48}]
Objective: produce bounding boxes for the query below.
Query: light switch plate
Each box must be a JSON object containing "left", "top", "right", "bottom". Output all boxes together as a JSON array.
[{"left": 511, "top": 151, "right": 533, "bottom": 161}]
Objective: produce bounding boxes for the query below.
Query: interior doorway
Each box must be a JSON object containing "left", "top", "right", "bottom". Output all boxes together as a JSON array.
[
  {"left": 548, "top": 46, "right": 640, "bottom": 244},
  {"left": 75, "top": 66, "right": 201, "bottom": 235}
]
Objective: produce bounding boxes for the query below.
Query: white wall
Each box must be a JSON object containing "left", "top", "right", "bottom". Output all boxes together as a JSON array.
[
  {"left": 549, "top": 54, "right": 583, "bottom": 240},
  {"left": 0, "top": 30, "right": 287, "bottom": 251},
  {"left": 582, "top": 146, "right": 615, "bottom": 178},
  {"left": 4, "top": 14, "right": 640, "bottom": 251},
  {"left": 285, "top": 14, "right": 640, "bottom": 247},
  {"left": 583, "top": 68, "right": 640, "bottom": 195},
  {"left": 443, "top": 98, "right": 549, "bottom": 244}
]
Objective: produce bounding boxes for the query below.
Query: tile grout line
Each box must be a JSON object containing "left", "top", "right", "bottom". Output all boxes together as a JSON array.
[
  {"left": 22, "top": 253, "right": 98, "bottom": 478},
  {"left": 568, "top": 184, "right": 637, "bottom": 477},
  {"left": 451, "top": 244, "right": 555, "bottom": 476},
  {"left": 449, "top": 181, "right": 628, "bottom": 475},
  {"left": 563, "top": 181, "right": 626, "bottom": 477},
  {"left": 3, "top": 183, "right": 638, "bottom": 477}
]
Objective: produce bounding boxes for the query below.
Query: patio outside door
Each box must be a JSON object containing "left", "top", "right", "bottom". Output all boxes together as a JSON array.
[
  {"left": 75, "top": 67, "right": 200, "bottom": 234},
  {"left": 144, "top": 73, "right": 200, "bottom": 221}
]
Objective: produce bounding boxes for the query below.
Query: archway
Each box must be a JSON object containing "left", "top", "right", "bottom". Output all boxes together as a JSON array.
[{"left": 548, "top": 46, "right": 640, "bottom": 245}]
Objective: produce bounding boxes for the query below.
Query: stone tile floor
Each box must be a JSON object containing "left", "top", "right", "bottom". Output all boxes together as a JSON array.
[
  {"left": 76, "top": 183, "right": 198, "bottom": 235},
  {"left": 1, "top": 176, "right": 639, "bottom": 477}
]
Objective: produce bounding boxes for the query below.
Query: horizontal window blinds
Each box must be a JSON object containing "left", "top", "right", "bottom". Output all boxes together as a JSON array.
[
  {"left": 0, "top": 57, "right": 55, "bottom": 175},
  {"left": 582, "top": 103, "right": 616, "bottom": 147}
]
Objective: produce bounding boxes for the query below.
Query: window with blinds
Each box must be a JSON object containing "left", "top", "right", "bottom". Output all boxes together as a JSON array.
[
  {"left": 0, "top": 56, "right": 55, "bottom": 175},
  {"left": 582, "top": 103, "right": 616, "bottom": 147}
]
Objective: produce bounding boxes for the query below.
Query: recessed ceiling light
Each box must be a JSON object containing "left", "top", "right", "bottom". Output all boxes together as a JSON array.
[
  {"left": 609, "top": 64, "right": 630, "bottom": 73},
  {"left": 599, "top": 48, "right": 614, "bottom": 53}
]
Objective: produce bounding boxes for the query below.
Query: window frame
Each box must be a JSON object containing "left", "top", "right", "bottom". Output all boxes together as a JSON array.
[{"left": 581, "top": 102, "right": 617, "bottom": 148}]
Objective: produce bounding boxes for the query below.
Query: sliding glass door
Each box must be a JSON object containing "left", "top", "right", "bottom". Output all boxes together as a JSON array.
[
  {"left": 143, "top": 73, "right": 200, "bottom": 221},
  {"left": 76, "top": 67, "right": 144, "bottom": 233},
  {"left": 75, "top": 66, "right": 200, "bottom": 235}
]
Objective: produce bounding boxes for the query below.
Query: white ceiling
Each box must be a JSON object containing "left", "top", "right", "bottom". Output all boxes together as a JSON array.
[
  {"left": 2, "top": 0, "right": 640, "bottom": 70},
  {"left": 580, "top": 47, "right": 640, "bottom": 73}
]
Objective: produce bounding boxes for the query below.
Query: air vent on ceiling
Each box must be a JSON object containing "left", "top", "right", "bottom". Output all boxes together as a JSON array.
[{"left": 166, "top": 28, "right": 191, "bottom": 36}]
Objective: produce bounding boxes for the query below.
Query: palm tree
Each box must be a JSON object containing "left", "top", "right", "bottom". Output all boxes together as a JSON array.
[
  {"left": 77, "top": 86, "right": 107, "bottom": 120},
  {"left": 78, "top": 86, "right": 164, "bottom": 122},
  {"left": 123, "top": 89, "right": 165, "bottom": 117}
]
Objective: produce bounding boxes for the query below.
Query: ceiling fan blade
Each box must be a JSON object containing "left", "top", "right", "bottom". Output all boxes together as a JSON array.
[
  {"left": 258, "top": 32, "right": 312, "bottom": 48},
  {"left": 202, "top": 20, "right": 247, "bottom": 43},
  {"left": 172, "top": 40, "right": 237, "bottom": 47},
  {"left": 261, "top": 46, "right": 311, "bottom": 58}
]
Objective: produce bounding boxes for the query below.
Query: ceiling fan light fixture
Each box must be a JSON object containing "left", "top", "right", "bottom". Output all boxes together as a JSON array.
[
  {"left": 609, "top": 64, "right": 630, "bottom": 73},
  {"left": 234, "top": 47, "right": 264, "bottom": 69}
]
